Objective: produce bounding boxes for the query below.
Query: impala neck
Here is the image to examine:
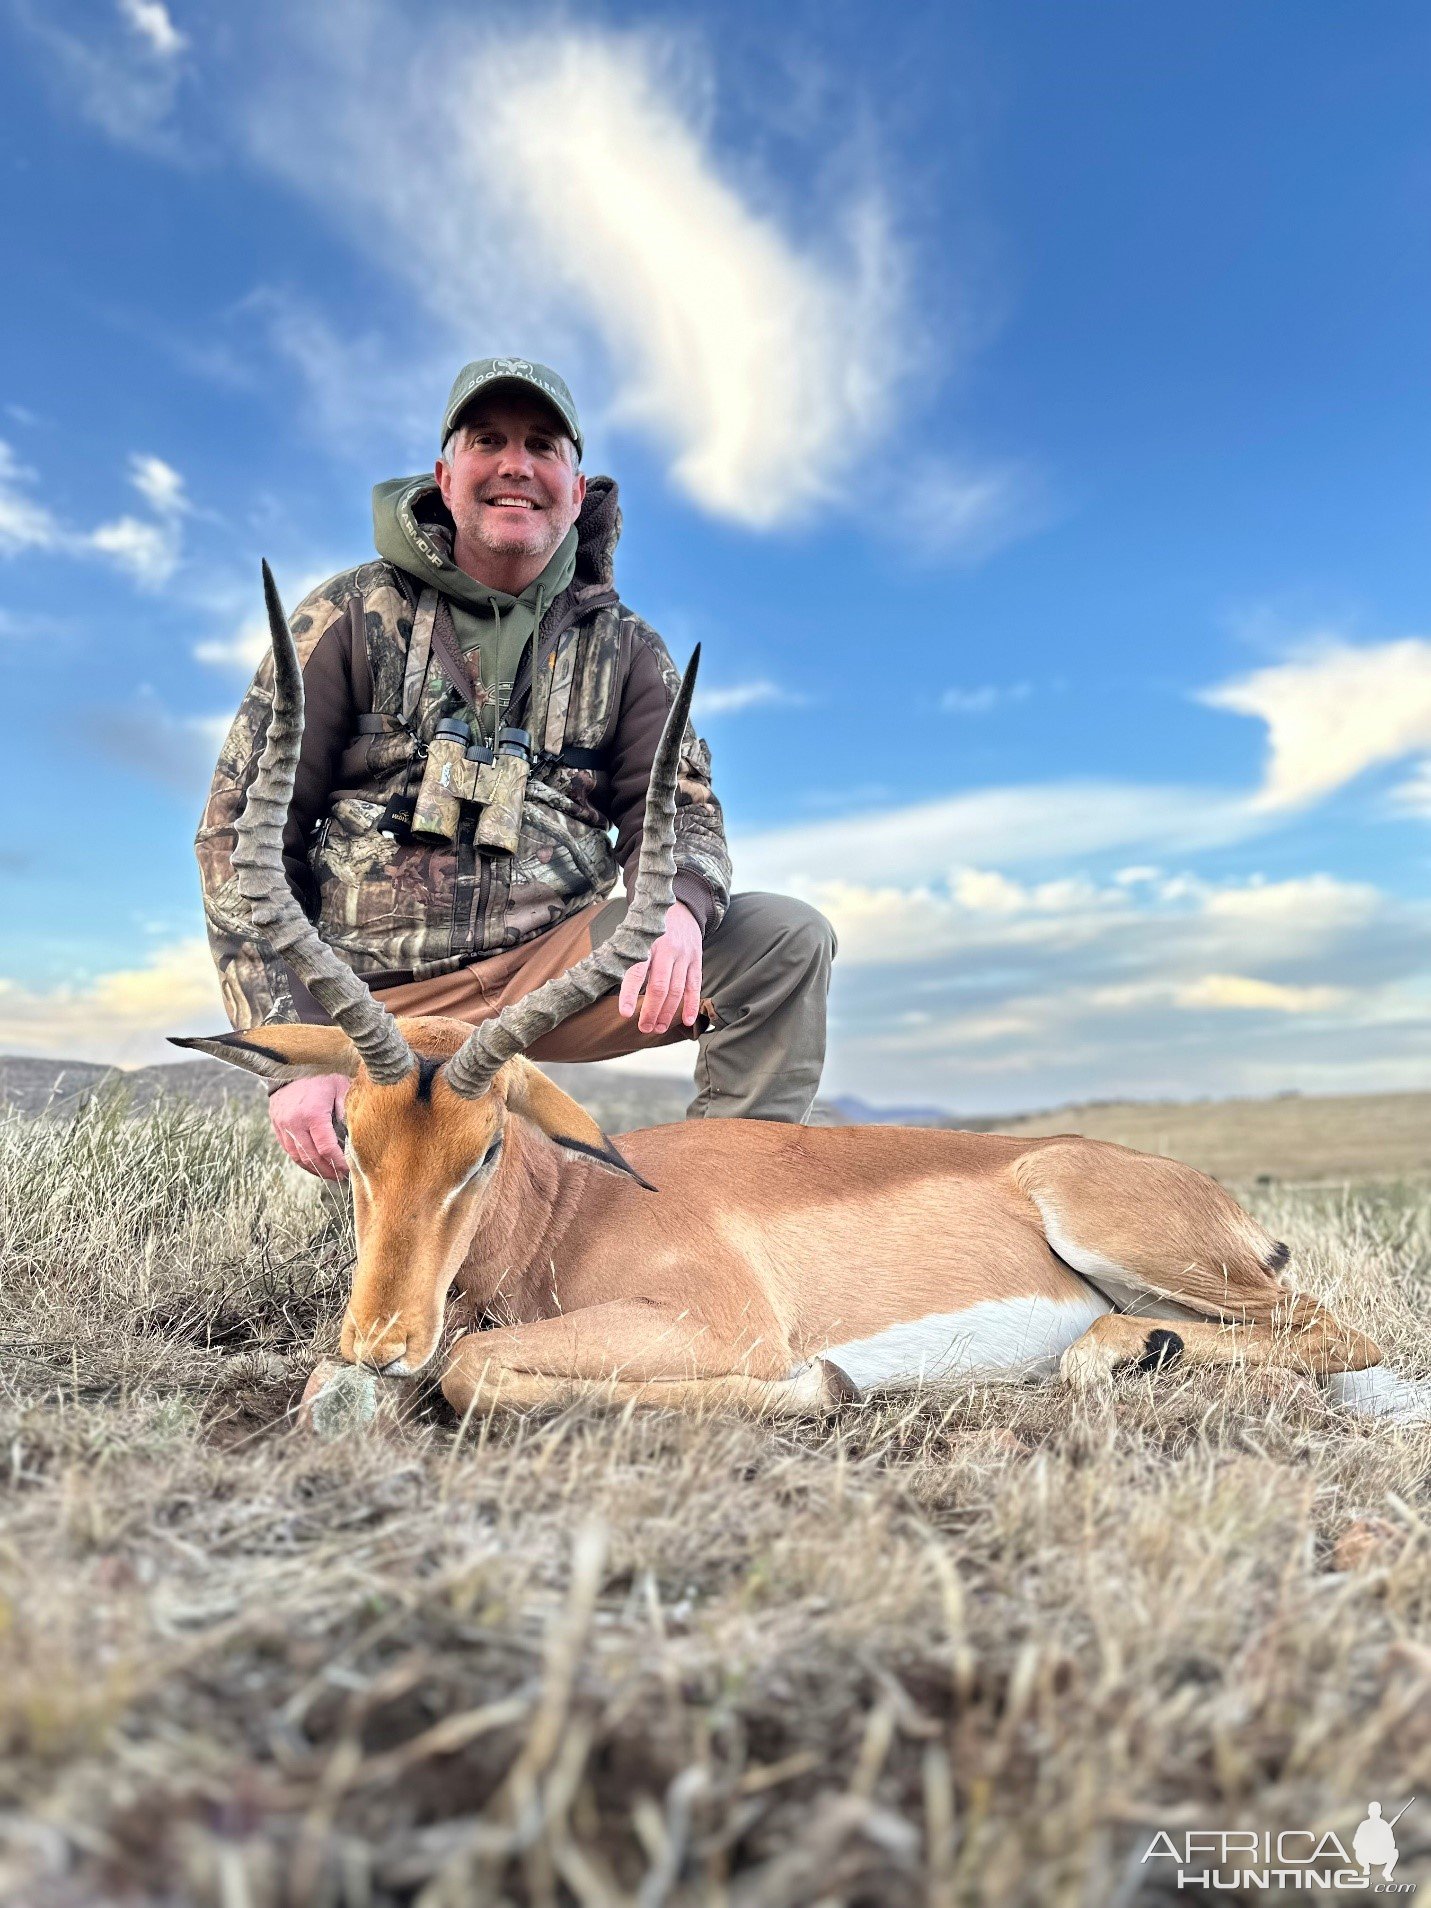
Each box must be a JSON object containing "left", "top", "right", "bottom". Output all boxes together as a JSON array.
[{"left": 453, "top": 1116, "right": 584, "bottom": 1318}]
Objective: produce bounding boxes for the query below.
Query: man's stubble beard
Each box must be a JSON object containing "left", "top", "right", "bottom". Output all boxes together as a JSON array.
[{"left": 455, "top": 497, "right": 569, "bottom": 566}]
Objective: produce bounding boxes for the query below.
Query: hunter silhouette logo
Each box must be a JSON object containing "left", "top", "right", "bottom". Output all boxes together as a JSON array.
[
  {"left": 1142, "top": 1797, "right": 1417, "bottom": 1892},
  {"left": 1354, "top": 1801, "right": 1407, "bottom": 1883}
]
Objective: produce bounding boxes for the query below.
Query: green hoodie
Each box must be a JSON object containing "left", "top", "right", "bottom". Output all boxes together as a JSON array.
[{"left": 372, "top": 474, "right": 578, "bottom": 740}]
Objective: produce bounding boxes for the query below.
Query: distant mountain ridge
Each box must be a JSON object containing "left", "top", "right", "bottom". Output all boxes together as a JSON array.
[{"left": 0, "top": 1052, "right": 930, "bottom": 1132}]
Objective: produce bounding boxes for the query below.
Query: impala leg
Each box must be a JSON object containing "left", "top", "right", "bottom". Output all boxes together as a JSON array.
[
  {"left": 1061, "top": 1308, "right": 1380, "bottom": 1390},
  {"left": 440, "top": 1301, "right": 857, "bottom": 1419}
]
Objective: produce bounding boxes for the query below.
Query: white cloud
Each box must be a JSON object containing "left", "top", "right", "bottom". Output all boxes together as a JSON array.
[
  {"left": 941, "top": 681, "right": 1032, "bottom": 716},
  {"left": 1173, "top": 973, "right": 1346, "bottom": 1015},
  {"left": 117, "top": 0, "right": 186, "bottom": 60},
  {"left": 1202, "top": 638, "right": 1431, "bottom": 810},
  {"left": 0, "top": 938, "right": 224, "bottom": 1069},
  {"left": 89, "top": 514, "right": 180, "bottom": 587},
  {"left": 0, "top": 441, "right": 61, "bottom": 555},
  {"left": 456, "top": 34, "right": 903, "bottom": 525},
  {"left": 1201, "top": 872, "right": 1381, "bottom": 932},
  {"left": 694, "top": 679, "right": 804, "bottom": 718},
  {"left": 901, "top": 458, "right": 1050, "bottom": 562},
  {"left": 128, "top": 452, "right": 188, "bottom": 516},
  {"left": 242, "top": 19, "right": 999, "bottom": 531},
  {"left": 1391, "top": 758, "right": 1431, "bottom": 818},
  {"left": 812, "top": 862, "right": 1431, "bottom": 1108},
  {"left": 89, "top": 454, "right": 187, "bottom": 585},
  {"left": 16, "top": 0, "right": 185, "bottom": 150},
  {"left": 0, "top": 443, "right": 190, "bottom": 586},
  {"left": 732, "top": 780, "right": 1250, "bottom": 894},
  {"left": 241, "top": 287, "right": 436, "bottom": 459}
]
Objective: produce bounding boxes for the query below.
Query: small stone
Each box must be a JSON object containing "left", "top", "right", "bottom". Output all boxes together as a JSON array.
[
  {"left": 1330, "top": 1516, "right": 1401, "bottom": 1572},
  {"left": 297, "top": 1358, "right": 426, "bottom": 1440},
  {"left": 303, "top": 1362, "right": 379, "bottom": 1440}
]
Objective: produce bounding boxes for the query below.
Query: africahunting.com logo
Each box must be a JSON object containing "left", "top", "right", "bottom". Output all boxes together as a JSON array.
[{"left": 1142, "top": 1798, "right": 1416, "bottom": 1892}]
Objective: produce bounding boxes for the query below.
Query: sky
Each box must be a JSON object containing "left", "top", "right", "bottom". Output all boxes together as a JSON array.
[{"left": 2, "top": 0, "right": 1430, "bottom": 1113}]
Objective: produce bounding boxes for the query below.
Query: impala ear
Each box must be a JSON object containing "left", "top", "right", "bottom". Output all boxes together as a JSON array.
[
  {"left": 168, "top": 1025, "right": 362, "bottom": 1085},
  {"left": 499, "top": 1056, "right": 657, "bottom": 1191}
]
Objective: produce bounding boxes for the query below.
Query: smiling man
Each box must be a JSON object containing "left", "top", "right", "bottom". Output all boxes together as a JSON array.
[{"left": 197, "top": 358, "right": 836, "bottom": 1178}]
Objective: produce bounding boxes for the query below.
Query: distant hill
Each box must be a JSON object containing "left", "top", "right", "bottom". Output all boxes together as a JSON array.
[
  {"left": 0, "top": 1052, "right": 849, "bottom": 1133},
  {"left": 8, "top": 1056, "right": 1427, "bottom": 1182},
  {"left": 990, "top": 1090, "right": 1431, "bottom": 1185},
  {"left": 0, "top": 1053, "right": 265, "bottom": 1119},
  {"left": 826, "top": 1093, "right": 973, "bottom": 1128}
]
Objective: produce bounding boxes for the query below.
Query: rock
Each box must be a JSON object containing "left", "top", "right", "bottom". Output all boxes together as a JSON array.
[
  {"left": 1330, "top": 1516, "right": 1401, "bottom": 1572},
  {"left": 296, "top": 1359, "right": 424, "bottom": 1440}
]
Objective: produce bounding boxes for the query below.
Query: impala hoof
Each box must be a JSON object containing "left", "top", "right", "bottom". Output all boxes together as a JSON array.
[
  {"left": 818, "top": 1358, "right": 863, "bottom": 1407},
  {"left": 1059, "top": 1337, "right": 1117, "bottom": 1391}
]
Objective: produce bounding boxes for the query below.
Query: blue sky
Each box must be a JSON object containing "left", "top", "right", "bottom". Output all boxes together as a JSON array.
[{"left": 3, "top": 0, "right": 1430, "bottom": 1110}]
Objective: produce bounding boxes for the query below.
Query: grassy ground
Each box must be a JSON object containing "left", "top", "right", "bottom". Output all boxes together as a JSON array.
[{"left": 0, "top": 1092, "right": 1429, "bottom": 1906}]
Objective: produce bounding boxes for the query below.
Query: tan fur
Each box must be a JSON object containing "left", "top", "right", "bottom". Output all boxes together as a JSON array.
[
  {"left": 1061, "top": 1310, "right": 1380, "bottom": 1388},
  {"left": 201, "top": 1020, "right": 1382, "bottom": 1410}
]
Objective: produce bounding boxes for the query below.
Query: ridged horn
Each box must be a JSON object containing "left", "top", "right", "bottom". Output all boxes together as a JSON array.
[
  {"left": 442, "top": 645, "right": 701, "bottom": 1099},
  {"left": 231, "top": 563, "right": 416, "bottom": 1086}
]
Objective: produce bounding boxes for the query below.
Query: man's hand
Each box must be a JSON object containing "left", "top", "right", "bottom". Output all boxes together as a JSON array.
[
  {"left": 618, "top": 900, "right": 703, "bottom": 1036},
  {"left": 270, "top": 1073, "right": 350, "bottom": 1180}
]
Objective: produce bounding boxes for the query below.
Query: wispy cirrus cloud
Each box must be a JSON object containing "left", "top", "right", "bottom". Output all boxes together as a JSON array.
[
  {"left": 14, "top": 0, "right": 187, "bottom": 151},
  {"left": 900, "top": 457, "right": 1052, "bottom": 563},
  {"left": 0, "top": 441, "right": 62, "bottom": 555},
  {"left": 235, "top": 13, "right": 1026, "bottom": 544},
  {"left": 940, "top": 681, "right": 1033, "bottom": 716},
  {"left": 241, "top": 20, "right": 906, "bottom": 526},
  {"left": 694, "top": 679, "right": 806, "bottom": 718}
]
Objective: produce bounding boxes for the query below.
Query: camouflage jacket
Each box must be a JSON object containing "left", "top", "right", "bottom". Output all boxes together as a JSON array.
[{"left": 196, "top": 477, "right": 731, "bottom": 1029}]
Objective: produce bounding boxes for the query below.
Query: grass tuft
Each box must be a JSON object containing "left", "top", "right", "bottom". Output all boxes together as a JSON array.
[{"left": 0, "top": 1101, "right": 1428, "bottom": 1902}]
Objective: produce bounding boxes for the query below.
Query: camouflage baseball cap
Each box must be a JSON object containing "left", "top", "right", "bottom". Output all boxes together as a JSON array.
[{"left": 441, "top": 357, "right": 583, "bottom": 459}]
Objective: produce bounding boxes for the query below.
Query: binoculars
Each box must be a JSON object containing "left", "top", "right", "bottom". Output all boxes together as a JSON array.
[{"left": 409, "top": 718, "right": 532, "bottom": 853}]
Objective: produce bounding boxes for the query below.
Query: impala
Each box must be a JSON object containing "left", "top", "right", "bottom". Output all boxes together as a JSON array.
[{"left": 177, "top": 568, "right": 1424, "bottom": 1424}]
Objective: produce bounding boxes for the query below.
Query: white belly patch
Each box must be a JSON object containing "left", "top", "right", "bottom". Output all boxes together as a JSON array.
[{"left": 821, "top": 1292, "right": 1111, "bottom": 1391}]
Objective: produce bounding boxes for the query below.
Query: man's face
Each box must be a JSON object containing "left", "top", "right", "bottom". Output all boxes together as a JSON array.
[{"left": 436, "top": 390, "right": 586, "bottom": 578}]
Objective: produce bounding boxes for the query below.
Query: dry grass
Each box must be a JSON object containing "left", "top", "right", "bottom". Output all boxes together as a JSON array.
[{"left": 0, "top": 1093, "right": 1429, "bottom": 1906}]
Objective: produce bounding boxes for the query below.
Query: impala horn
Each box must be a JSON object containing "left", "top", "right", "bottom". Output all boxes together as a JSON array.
[
  {"left": 230, "top": 564, "right": 416, "bottom": 1085},
  {"left": 442, "top": 645, "right": 701, "bottom": 1099}
]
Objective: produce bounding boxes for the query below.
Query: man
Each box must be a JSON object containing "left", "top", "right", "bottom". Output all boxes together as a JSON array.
[{"left": 198, "top": 358, "right": 835, "bottom": 1178}]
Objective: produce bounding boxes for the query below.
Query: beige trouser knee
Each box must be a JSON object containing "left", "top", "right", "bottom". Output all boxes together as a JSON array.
[{"left": 373, "top": 890, "right": 835, "bottom": 1124}]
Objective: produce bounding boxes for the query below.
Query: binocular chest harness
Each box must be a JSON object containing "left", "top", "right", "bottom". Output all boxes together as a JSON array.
[{"left": 358, "top": 581, "right": 616, "bottom": 855}]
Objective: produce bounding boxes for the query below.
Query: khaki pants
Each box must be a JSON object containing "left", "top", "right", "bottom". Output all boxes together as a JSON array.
[{"left": 374, "top": 891, "right": 835, "bottom": 1123}]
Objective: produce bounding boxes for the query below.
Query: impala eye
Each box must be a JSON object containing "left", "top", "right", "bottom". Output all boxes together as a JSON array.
[{"left": 479, "top": 1136, "right": 502, "bottom": 1172}]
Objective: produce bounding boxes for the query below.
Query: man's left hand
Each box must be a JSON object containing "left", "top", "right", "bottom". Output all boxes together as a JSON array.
[{"left": 618, "top": 900, "right": 703, "bottom": 1035}]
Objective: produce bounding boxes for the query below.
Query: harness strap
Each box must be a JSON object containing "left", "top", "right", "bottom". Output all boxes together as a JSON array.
[{"left": 401, "top": 589, "right": 441, "bottom": 723}]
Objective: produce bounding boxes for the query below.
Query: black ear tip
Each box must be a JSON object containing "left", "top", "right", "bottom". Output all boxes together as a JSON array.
[
  {"left": 598, "top": 1135, "right": 658, "bottom": 1192},
  {"left": 167, "top": 1036, "right": 193, "bottom": 1049}
]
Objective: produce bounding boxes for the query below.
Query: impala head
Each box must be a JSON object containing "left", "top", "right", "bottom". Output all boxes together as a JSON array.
[{"left": 175, "top": 561, "right": 696, "bottom": 1374}]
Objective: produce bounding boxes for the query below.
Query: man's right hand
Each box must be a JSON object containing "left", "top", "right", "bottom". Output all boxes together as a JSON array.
[{"left": 269, "top": 1074, "right": 351, "bottom": 1180}]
